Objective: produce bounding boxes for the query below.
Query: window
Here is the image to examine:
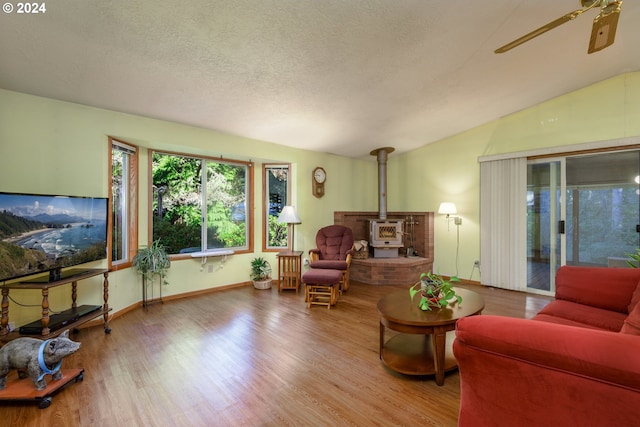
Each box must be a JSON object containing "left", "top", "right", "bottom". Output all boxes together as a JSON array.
[
  {"left": 109, "top": 138, "right": 138, "bottom": 268},
  {"left": 150, "top": 150, "right": 252, "bottom": 255},
  {"left": 263, "top": 164, "right": 290, "bottom": 250}
]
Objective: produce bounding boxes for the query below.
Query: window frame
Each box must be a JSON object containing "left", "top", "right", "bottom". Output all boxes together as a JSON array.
[
  {"left": 108, "top": 137, "right": 139, "bottom": 270},
  {"left": 263, "top": 163, "right": 291, "bottom": 252},
  {"left": 148, "top": 149, "right": 254, "bottom": 258}
]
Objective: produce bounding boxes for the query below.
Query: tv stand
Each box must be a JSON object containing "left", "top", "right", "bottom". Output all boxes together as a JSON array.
[{"left": 0, "top": 269, "right": 111, "bottom": 342}]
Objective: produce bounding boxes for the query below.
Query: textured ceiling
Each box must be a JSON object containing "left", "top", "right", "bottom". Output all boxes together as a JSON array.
[{"left": 1, "top": 0, "right": 639, "bottom": 159}]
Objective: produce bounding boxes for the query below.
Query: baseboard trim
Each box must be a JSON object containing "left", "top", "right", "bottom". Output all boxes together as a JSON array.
[{"left": 79, "top": 281, "right": 251, "bottom": 329}]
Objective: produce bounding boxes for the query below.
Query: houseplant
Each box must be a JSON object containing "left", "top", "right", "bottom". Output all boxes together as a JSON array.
[
  {"left": 132, "top": 239, "right": 171, "bottom": 286},
  {"left": 133, "top": 239, "right": 171, "bottom": 309},
  {"left": 409, "top": 271, "right": 462, "bottom": 311},
  {"left": 626, "top": 248, "right": 640, "bottom": 268},
  {"left": 250, "top": 257, "right": 272, "bottom": 290}
]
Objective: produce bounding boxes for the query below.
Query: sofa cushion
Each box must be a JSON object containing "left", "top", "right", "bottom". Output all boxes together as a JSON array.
[
  {"left": 535, "top": 300, "right": 627, "bottom": 331},
  {"left": 628, "top": 281, "right": 640, "bottom": 313},
  {"left": 555, "top": 266, "right": 640, "bottom": 313},
  {"left": 533, "top": 314, "right": 612, "bottom": 330},
  {"left": 621, "top": 301, "right": 640, "bottom": 336}
]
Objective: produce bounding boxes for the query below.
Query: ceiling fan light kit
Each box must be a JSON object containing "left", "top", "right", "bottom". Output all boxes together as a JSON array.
[{"left": 495, "top": 0, "right": 623, "bottom": 55}]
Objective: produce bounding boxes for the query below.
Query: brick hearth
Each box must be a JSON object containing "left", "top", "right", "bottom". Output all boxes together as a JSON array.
[
  {"left": 334, "top": 211, "right": 435, "bottom": 286},
  {"left": 350, "top": 256, "right": 433, "bottom": 286}
]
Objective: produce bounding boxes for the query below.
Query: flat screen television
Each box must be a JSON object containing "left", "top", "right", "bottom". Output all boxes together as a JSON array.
[{"left": 0, "top": 191, "right": 108, "bottom": 283}]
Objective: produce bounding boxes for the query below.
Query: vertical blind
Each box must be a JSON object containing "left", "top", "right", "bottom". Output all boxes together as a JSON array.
[{"left": 479, "top": 157, "right": 527, "bottom": 291}]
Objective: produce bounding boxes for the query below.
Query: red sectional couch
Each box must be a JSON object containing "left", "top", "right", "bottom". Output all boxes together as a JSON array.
[{"left": 453, "top": 266, "right": 640, "bottom": 427}]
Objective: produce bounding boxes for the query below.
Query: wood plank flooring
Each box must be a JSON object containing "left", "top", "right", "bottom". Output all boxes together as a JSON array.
[{"left": 0, "top": 281, "right": 551, "bottom": 427}]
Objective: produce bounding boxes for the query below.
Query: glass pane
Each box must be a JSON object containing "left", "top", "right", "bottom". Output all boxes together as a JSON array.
[
  {"left": 565, "top": 151, "right": 640, "bottom": 266},
  {"left": 152, "top": 153, "right": 202, "bottom": 254},
  {"left": 527, "top": 161, "right": 561, "bottom": 292},
  {"left": 111, "top": 148, "right": 127, "bottom": 262},
  {"left": 266, "top": 166, "right": 288, "bottom": 248},
  {"left": 206, "top": 161, "right": 248, "bottom": 250}
]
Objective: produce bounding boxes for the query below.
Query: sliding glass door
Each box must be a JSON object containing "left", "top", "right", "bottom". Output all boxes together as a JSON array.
[
  {"left": 527, "top": 151, "right": 640, "bottom": 294},
  {"left": 565, "top": 151, "right": 640, "bottom": 267},
  {"left": 527, "top": 160, "right": 564, "bottom": 293}
]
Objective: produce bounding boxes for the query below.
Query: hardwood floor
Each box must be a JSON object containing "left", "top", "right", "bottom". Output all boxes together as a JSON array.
[{"left": 0, "top": 281, "right": 551, "bottom": 427}]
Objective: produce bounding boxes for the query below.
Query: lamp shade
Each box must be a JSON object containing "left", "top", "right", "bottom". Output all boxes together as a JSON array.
[
  {"left": 438, "top": 202, "right": 457, "bottom": 215},
  {"left": 277, "top": 206, "right": 301, "bottom": 224}
]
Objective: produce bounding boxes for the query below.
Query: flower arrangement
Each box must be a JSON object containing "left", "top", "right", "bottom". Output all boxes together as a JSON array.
[{"left": 409, "top": 272, "right": 462, "bottom": 311}]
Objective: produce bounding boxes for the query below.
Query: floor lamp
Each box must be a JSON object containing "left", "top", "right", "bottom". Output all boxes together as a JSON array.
[
  {"left": 278, "top": 206, "right": 301, "bottom": 251},
  {"left": 438, "top": 202, "right": 461, "bottom": 277}
]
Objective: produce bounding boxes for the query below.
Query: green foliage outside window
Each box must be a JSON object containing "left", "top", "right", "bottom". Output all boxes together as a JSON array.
[
  {"left": 151, "top": 151, "right": 249, "bottom": 254},
  {"left": 268, "top": 215, "right": 287, "bottom": 247},
  {"left": 266, "top": 166, "right": 289, "bottom": 248},
  {"left": 111, "top": 148, "right": 124, "bottom": 262}
]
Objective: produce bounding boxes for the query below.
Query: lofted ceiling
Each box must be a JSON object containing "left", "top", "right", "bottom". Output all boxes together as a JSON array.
[{"left": 1, "top": 0, "right": 639, "bottom": 160}]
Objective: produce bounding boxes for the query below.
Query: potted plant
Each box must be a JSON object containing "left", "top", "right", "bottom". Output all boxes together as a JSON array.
[
  {"left": 626, "top": 248, "right": 640, "bottom": 267},
  {"left": 133, "top": 239, "right": 171, "bottom": 285},
  {"left": 133, "top": 240, "right": 171, "bottom": 309},
  {"left": 250, "top": 257, "right": 272, "bottom": 290},
  {"left": 409, "top": 271, "right": 462, "bottom": 311}
]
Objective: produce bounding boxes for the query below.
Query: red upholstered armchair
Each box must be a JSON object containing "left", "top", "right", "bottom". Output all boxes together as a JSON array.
[{"left": 309, "top": 225, "right": 354, "bottom": 292}]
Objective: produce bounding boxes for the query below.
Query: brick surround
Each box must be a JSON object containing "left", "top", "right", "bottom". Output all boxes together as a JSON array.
[
  {"left": 350, "top": 256, "right": 432, "bottom": 286},
  {"left": 334, "top": 211, "right": 434, "bottom": 286}
]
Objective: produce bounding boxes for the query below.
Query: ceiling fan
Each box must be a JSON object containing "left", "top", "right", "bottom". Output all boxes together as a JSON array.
[{"left": 495, "top": 0, "right": 623, "bottom": 54}]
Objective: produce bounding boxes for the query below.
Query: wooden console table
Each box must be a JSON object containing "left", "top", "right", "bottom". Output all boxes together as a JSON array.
[
  {"left": 0, "top": 268, "right": 111, "bottom": 342},
  {"left": 277, "top": 251, "right": 303, "bottom": 293}
]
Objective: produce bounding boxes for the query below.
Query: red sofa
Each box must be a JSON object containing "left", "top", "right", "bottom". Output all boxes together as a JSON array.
[{"left": 453, "top": 266, "right": 640, "bottom": 427}]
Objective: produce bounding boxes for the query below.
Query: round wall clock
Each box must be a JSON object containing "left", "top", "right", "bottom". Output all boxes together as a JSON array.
[{"left": 312, "top": 167, "right": 326, "bottom": 198}]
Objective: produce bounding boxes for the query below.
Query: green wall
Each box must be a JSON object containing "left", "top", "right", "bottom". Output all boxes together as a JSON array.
[
  {"left": 1, "top": 72, "right": 639, "bottom": 325},
  {"left": 0, "top": 88, "right": 377, "bottom": 326},
  {"left": 389, "top": 72, "right": 640, "bottom": 280}
]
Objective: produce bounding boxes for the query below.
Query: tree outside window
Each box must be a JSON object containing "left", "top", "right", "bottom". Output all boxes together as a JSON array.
[
  {"left": 109, "top": 138, "right": 137, "bottom": 267},
  {"left": 264, "top": 164, "right": 290, "bottom": 250},
  {"left": 151, "top": 151, "right": 251, "bottom": 254}
]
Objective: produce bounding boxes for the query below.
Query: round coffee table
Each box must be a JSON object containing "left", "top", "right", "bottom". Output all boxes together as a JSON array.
[{"left": 377, "top": 287, "right": 484, "bottom": 385}]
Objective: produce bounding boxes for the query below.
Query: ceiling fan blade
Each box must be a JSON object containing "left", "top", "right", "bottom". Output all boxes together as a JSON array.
[
  {"left": 495, "top": 10, "right": 584, "bottom": 54},
  {"left": 587, "top": 1, "right": 623, "bottom": 53},
  {"left": 495, "top": 1, "right": 602, "bottom": 54}
]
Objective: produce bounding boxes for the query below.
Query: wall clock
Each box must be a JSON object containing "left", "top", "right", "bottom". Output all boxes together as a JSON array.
[{"left": 312, "top": 167, "right": 326, "bottom": 198}]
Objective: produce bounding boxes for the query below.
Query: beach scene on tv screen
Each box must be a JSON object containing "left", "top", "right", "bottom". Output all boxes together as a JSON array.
[{"left": 0, "top": 193, "right": 108, "bottom": 282}]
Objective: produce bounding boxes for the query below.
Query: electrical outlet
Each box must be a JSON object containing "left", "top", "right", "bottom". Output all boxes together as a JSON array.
[
  {"left": 7, "top": 322, "right": 15, "bottom": 332},
  {"left": 474, "top": 260, "right": 480, "bottom": 268},
  {"left": 304, "top": 258, "right": 310, "bottom": 266},
  {"left": 208, "top": 264, "right": 214, "bottom": 273}
]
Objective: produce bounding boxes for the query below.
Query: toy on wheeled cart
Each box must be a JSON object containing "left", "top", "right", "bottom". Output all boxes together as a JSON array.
[
  {"left": 0, "top": 367, "right": 84, "bottom": 409},
  {"left": 0, "top": 329, "right": 84, "bottom": 409}
]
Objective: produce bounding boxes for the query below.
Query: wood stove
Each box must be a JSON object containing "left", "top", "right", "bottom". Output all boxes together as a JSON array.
[{"left": 369, "top": 219, "right": 404, "bottom": 258}]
